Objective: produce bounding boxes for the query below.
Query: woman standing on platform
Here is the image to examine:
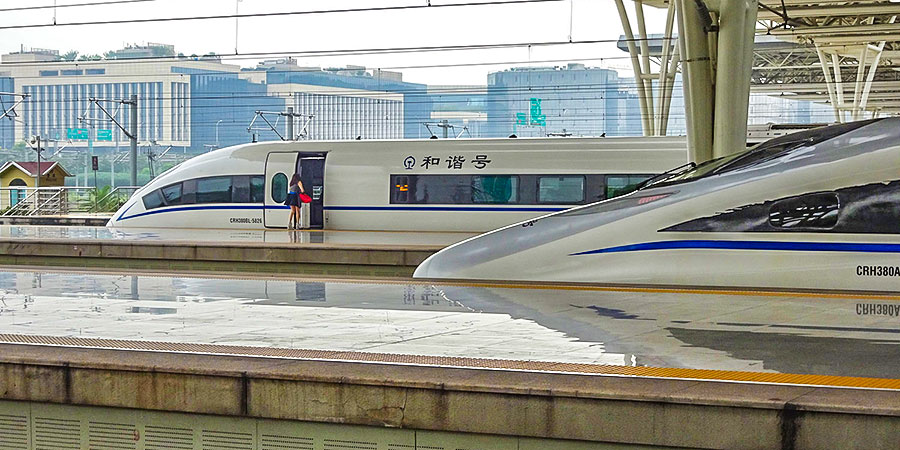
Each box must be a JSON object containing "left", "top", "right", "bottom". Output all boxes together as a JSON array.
[{"left": 285, "top": 173, "right": 306, "bottom": 229}]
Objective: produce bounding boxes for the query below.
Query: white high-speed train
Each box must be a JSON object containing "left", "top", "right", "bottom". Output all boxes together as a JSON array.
[
  {"left": 415, "top": 118, "right": 900, "bottom": 292},
  {"left": 108, "top": 137, "right": 687, "bottom": 232}
]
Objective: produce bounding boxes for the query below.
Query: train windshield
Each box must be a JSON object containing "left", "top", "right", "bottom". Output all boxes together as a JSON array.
[{"left": 644, "top": 118, "right": 883, "bottom": 189}]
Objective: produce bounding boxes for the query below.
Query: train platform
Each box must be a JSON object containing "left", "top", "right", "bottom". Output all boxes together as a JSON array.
[
  {"left": 0, "top": 225, "right": 475, "bottom": 276},
  {"left": 0, "top": 267, "right": 898, "bottom": 448}
]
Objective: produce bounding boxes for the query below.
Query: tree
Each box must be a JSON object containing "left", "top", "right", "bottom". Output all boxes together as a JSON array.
[
  {"left": 77, "top": 54, "right": 102, "bottom": 61},
  {"left": 61, "top": 50, "right": 79, "bottom": 61}
]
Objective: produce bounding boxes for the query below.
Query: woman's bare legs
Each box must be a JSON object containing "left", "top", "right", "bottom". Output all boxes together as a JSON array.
[{"left": 289, "top": 206, "right": 298, "bottom": 229}]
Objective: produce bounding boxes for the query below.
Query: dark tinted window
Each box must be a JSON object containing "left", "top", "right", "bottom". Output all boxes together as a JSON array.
[
  {"left": 720, "top": 119, "right": 882, "bottom": 174},
  {"left": 412, "top": 175, "right": 471, "bottom": 204},
  {"left": 182, "top": 179, "right": 197, "bottom": 204},
  {"left": 272, "top": 173, "right": 287, "bottom": 203},
  {"left": 391, "top": 174, "right": 610, "bottom": 205},
  {"left": 232, "top": 176, "right": 250, "bottom": 203},
  {"left": 606, "top": 175, "right": 652, "bottom": 199},
  {"left": 539, "top": 176, "right": 584, "bottom": 203},
  {"left": 161, "top": 183, "right": 183, "bottom": 205},
  {"left": 473, "top": 176, "right": 518, "bottom": 204},
  {"left": 196, "top": 177, "right": 233, "bottom": 203},
  {"left": 250, "top": 176, "right": 265, "bottom": 203},
  {"left": 141, "top": 190, "right": 164, "bottom": 210}
]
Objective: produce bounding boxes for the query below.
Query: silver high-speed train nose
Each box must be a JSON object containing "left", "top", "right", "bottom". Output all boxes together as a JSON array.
[{"left": 413, "top": 199, "right": 638, "bottom": 281}]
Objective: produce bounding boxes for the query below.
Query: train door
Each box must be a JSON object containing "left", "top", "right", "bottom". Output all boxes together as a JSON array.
[
  {"left": 264, "top": 152, "right": 297, "bottom": 228},
  {"left": 298, "top": 153, "right": 326, "bottom": 228}
]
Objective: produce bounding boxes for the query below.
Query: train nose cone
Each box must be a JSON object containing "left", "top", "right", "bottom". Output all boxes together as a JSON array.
[
  {"left": 413, "top": 220, "right": 548, "bottom": 280},
  {"left": 414, "top": 236, "right": 487, "bottom": 279}
]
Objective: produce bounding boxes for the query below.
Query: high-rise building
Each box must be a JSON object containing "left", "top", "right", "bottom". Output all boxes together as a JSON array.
[
  {"left": 259, "top": 60, "right": 429, "bottom": 140},
  {"left": 486, "top": 64, "right": 631, "bottom": 138},
  {"left": 0, "top": 77, "right": 15, "bottom": 149},
  {"left": 0, "top": 46, "right": 244, "bottom": 151}
]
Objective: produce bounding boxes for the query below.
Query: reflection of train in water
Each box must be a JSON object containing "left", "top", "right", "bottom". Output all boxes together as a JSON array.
[
  {"left": 108, "top": 137, "right": 687, "bottom": 232},
  {"left": 416, "top": 118, "right": 900, "bottom": 292}
]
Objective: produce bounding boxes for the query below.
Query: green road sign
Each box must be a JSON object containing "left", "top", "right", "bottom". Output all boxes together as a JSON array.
[
  {"left": 67, "top": 128, "right": 89, "bottom": 140},
  {"left": 97, "top": 129, "right": 113, "bottom": 141}
]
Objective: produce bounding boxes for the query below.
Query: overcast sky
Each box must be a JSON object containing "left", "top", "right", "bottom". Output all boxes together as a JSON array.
[{"left": 0, "top": 0, "right": 669, "bottom": 85}]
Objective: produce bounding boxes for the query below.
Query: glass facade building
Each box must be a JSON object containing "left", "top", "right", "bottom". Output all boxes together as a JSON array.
[{"left": 486, "top": 64, "right": 632, "bottom": 138}]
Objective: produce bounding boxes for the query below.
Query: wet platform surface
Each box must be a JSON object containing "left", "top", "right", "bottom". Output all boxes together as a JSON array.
[
  {"left": 1, "top": 268, "right": 898, "bottom": 383},
  {"left": 0, "top": 225, "right": 474, "bottom": 246}
]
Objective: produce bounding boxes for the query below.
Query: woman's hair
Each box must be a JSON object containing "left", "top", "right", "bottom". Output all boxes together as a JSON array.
[{"left": 289, "top": 174, "right": 301, "bottom": 185}]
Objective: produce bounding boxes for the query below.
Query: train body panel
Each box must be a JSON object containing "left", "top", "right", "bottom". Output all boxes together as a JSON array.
[
  {"left": 415, "top": 118, "right": 900, "bottom": 292},
  {"left": 109, "top": 136, "right": 688, "bottom": 232}
]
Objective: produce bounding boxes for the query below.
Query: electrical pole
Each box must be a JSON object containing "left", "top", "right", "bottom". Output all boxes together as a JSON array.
[
  {"left": 34, "top": 136, "right": 41, "bottom": 189},
  {"left": 286, "top": 107, "right": 294, "bottom": 141},
  {"left": 83, "top": 96, "right": 138, "bottom": 186},
  {"left": 129, "top": 94, "right": 138, "bottom": 186}
]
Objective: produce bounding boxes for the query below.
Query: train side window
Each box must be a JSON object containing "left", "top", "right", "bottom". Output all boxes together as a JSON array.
[
  {"left": 196, "top": 176, "right": 233, "bottom": 204},
  {"left": 393, "top": 175, "right": 410, "bottom": 203},
  {"left": 769, "top": 193, "right": 839, "bottom": 229},
  {"left": 606, "top": 175, "right": 653, "bottom": 199},
  {"left": 142, "top": 190, "right": 164, "bottom": 210},
  {"left": 538, "top": 176, "right": 584, "bottom": 203},
  {"left": 473, "top": 176, "right": 518, "bottom": 204},
  {"left": 250, "top": 176, "right": 265, "bottom": 203},
  {"left": 232, "top": 176, "right": 251, "bottom": 203},
  {"left": 182, "top": 179, "right": 197, "bottom": 204},
  {"left": 161, "top": 183, "right": 183, "bottom": 206},
  {"left": 271, "top": 173, "right": 287, "bottom": 203},
  {"left": 411, "top": 175, "right": 472, "bottom": 204}
]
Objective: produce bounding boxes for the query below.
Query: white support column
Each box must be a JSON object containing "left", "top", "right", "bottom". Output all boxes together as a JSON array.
[
  {"left": 634, "top": 0, "right": 656, "bottom": 134},
  {"left": 815, "top": 45, "right": 842, "bottom": 123},
  {"left": 851, "top": 45, "right": 869, "bottom": 121},
  {"left": 712, "top": 0, "right": 757, "bottom": 159},
  {"left": 661, "top": 42, "right": 681, "bottom": 135},
  {"left": 859, "top": 47, "right": 884, "bottom": 115},
  {"left": 831, "top": 53, "right": 845, "bottom": 122},
  {"left": 614, "top": 0, "right": 653, "bottom": 136},
  {"left": 656, "top": 1, "right": 677, "bottom": 135},
  {"left": 677, "top": 0, "right": 715, "bottom": 163}
]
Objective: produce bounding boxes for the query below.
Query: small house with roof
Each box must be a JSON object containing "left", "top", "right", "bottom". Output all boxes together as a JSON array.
[{"left": 0, "top": 161, "right": 72, "bottom": 207}]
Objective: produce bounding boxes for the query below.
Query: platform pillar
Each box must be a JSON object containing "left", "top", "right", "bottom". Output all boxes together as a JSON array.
[{"left": 712, "top": 0, "right": 757, "bottom": 159}]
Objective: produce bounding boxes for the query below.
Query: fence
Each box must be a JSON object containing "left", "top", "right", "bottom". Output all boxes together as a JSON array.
[{"left": 0, "top": 186, "right": 139, "bottom": 216}]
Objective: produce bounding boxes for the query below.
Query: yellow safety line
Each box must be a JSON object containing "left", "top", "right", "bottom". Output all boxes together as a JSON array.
[{"left": 1, "top": 334, "right": 898, "bottom": 390}]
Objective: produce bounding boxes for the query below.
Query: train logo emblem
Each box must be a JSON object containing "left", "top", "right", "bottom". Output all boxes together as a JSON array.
[{"left": 403, "top": 156, "right": 416, "bottom": 170}]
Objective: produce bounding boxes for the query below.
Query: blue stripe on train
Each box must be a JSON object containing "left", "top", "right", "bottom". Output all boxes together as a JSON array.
[
  {"left": 570, "top": 240, "right": 900, "bottom": 256},
  {"left": 324, "top": 206, "right": 566, "bottom": 212}
]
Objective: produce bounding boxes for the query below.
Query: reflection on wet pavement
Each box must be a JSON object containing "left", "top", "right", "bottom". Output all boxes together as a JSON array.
[
  {"left": 0, "top": 269, "right": 898, "bottom": 378},
  {"left": 0, "top": 225, "right": 474, "bottom": 246}
]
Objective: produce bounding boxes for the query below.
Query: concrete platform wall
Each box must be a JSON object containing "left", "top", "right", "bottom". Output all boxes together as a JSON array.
[{"left": 0, "top": 345, "right": 898, "bottom": 450}]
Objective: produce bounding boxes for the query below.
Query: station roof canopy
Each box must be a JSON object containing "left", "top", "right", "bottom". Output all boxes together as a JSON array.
[{"left": 629, "top": 0, "right": 900, "bottom": 115}]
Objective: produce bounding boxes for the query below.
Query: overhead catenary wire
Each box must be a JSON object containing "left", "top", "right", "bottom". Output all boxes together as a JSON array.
[
  {"left": 0, "top": 0, "right": 565, "bottom": 31},
  {"left": 0, "top": 0, "right": 155, "bottom": 13}
]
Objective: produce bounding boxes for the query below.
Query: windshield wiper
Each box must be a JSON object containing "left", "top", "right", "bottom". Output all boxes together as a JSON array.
[{"left": 636, "top": 161, "right": 697, "bottom": 190}]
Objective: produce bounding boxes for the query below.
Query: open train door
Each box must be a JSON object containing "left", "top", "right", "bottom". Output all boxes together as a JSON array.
[
  {"left": 264, "top": 152, "right": 297, "bottom": 228},
  {"left": 298, "top": 153, "right": 326, "bottom": 228}
]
